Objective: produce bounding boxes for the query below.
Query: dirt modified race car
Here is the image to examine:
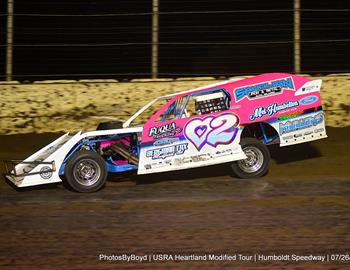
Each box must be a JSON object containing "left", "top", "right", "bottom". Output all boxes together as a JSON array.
[{"left": 5, "top": 73, "right": 327, "bottom": 192}]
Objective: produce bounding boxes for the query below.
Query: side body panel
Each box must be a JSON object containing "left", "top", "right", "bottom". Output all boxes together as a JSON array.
[
  {"left": 226, "top": 73, "right": 327, "bottom": 146},
  {"left": 138, "top": 73, "right": 327, "bottom": 174},
  {"left": 138, "top": 112, "right": 246, "bottom": 174}
]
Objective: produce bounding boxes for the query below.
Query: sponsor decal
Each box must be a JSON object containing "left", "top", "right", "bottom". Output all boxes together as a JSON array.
[
  {"left": 249, "top": 101, "right": 299, "bottom": 121},
  {"left": 299, "top": 95, "right": 318, "bottom": 105},
  {"left": 148, "top": 122, "right": 182, "bottom": 139},
  {"left": 282, "top": 135, "right": 294, "bottom": 141},
  {"left": 279, "top": 113, "right": 323, "bottom": 135},
  {"left": 301, "top": 85, "right": 318, "bottom": 93},
  {"left": 174, "top": 154, "right": 211, "bottom": 165},
  {"left": 184, "top": 113, "right": 239, "bottom": 151},
  {"left": 144, "top": 160, "right": 172, "bottom": 169},
  {"left": 174, "top": 157, "right": 191, "bottom": 166},
  {"left": 146, "top": 143, "right": 188, "bottom": 160},
  {"left": 153, "top": 137, "right": 179, "bottom": 147},
  {"left": 40, "top": 166, "right": 53, "bottom": 179},
  {"left": 234, "top": 77, "right": 295, "bottom": 102},
  {"left": 314, "top": 128, "right": 324, "bottom": 133},
  {"left": 303, "top": 130, "right": 313, "bottom": 136}
]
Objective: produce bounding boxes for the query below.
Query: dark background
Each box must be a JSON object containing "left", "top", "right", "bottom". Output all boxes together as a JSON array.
[{"left": 0, "top": 0, "right": 349, "bottom": 81}]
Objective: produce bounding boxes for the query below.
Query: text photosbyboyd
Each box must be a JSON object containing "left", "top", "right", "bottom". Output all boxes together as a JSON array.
[{"left": 98, "top": 253, "right": 338, "bottom": 263}]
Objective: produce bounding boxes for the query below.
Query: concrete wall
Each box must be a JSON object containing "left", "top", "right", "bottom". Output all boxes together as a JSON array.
[{"left": 0, "top": 74, "right": 349, "bottom": 134}]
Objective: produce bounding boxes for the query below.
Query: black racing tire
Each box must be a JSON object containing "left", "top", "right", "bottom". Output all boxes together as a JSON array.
[
  {"left": 231, "top": 138, "right": 270, "bottom": 178},
  {"left": 96, "top": 121, "right": 124, "bottom": 130},
  {"left": 64, "top": 150, "right": 107, "bottom": 192}
]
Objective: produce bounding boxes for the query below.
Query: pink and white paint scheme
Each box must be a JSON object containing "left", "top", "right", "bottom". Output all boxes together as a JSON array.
[
  {"left": 136, "top": 73, "right": 326, "bottom": 174},
  {"left": 6, "top": 73, "right": 327, "bottom": 188}
]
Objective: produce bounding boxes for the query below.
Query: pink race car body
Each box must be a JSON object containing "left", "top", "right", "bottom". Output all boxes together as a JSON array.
[
  {"left": 5, "top": 73, "right": 327, "bottom": 192},
  {"left": 137, "top": 73, "right": 326, "bottom": 174}
]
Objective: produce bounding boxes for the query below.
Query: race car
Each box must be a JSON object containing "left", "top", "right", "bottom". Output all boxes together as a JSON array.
[{"left": 4, "top": 73, "right": 327, "bottom": 192}]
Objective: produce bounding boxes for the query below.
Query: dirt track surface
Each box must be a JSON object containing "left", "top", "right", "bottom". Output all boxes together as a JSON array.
[{"left": 0, "top": 127, "right": 350, "bottom": 269}]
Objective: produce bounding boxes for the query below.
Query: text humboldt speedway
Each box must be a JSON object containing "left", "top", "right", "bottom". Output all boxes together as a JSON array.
[
  {"left": 98, "top": 253, "right": 328, "bottom": 262},
  {"left": 257, "top": 254, "right": 326, "bottom": 262}
]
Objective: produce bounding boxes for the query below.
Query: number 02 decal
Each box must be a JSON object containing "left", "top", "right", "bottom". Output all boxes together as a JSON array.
[{"left": 184, "top": 113, "right": 239, "bottom": 151}]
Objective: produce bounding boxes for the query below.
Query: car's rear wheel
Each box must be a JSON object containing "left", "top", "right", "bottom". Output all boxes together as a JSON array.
[
  {"left": 64, "top": 150, "right": 107, "bottom": 192},
  {"left": 231, "top": 138, "right": 270, "bottom": 178}
]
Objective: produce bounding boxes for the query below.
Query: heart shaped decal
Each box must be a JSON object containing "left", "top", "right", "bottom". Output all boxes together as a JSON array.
[
  {"left": 194, "top": 125, "right": 207, "bottom": 137},
  {"left": 184, "top": 117, "right": 213, "bottom": 151}
]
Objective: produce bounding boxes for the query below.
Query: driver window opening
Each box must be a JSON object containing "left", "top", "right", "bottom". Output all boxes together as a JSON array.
[
  {"left": 157, "top": 89, "right": 230, "bottom": 122},
  {"left": 157, "top": 96, "right": 187, "bottom": 122},
  {"left": 193, "top": 91, "right": 230, "bottom": 115}
]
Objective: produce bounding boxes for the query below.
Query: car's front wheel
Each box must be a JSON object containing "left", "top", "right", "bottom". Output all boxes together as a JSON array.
[
  {"left": 64, "top": 150, "right": 107, "bottom": 192},
  {"left": 231, "top": 138, "right": 270, "bottom": 178}
]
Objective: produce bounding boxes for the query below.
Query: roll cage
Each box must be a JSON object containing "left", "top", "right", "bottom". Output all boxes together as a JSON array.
[{"left": 124, "top": 88, "right": 231, "bottom": 127}]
